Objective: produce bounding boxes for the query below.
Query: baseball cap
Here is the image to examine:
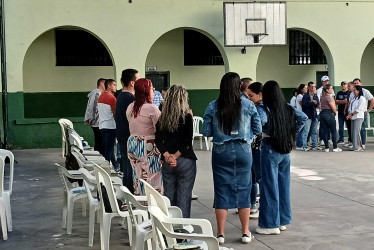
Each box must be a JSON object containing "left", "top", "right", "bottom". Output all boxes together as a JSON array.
[{"left": 321, "top": 75, "right": 329, "bottom": 82}]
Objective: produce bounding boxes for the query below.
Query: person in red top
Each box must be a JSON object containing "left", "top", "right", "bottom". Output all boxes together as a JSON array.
[{"left": 98, "top": 79, "right": 120, "bottom": 171}]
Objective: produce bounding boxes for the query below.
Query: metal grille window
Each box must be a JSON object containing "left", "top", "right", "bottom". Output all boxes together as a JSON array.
[
  {"left": 55, "top": 30, "right": 113, "bottom": 66},
  {"left": 184, "top": 30, "right": 224, "bottom": 66},
  {"left": 289, "top": 30, "right": 327, "bottom": 65}
]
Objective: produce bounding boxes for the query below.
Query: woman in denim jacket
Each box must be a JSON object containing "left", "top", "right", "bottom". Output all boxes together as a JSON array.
[
  {"left": 202, "top": 72, "right": 262, "bottom": 244},
  {"left": 255, "top": 81, "right": 308, "bottom": 235}
]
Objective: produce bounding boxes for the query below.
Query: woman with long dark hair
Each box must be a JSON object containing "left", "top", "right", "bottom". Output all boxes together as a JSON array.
[
  {"left": 202, "top": 72, "right": 262, "bottom": 244},
  {"left": 347, "top": 85, "right": 367, "bottom": 151},
  {"left": 155, "top": 85, "right": 197, "bottom": 218},
  {"left": 256, "top": 81, "right": 307, "bottom": 235},
  {"left": 126, "top": 78, "right": 162, "bottom": 195}
]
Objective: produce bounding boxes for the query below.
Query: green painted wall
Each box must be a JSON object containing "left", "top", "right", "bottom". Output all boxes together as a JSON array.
[{"left": 24, "top": 92, "right": 89, "bottom": 118}]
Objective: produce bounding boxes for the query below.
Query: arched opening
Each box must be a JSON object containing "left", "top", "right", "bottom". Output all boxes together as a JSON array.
[
  {"left": 145, "top": 27, "right": 228, "bottom": 116},
  {"left": 361, "top": 38, "right": 374, "bottom": 87},
  {"left": 22, "top": 26, "right": 115, "bottom": 118},
  {"left": 256, "top": 28, "right": 334, "bottom": 102}
]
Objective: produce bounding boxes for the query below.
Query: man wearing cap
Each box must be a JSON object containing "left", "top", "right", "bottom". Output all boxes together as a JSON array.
[
  {"left": 347, "top": 78, "right": 374, "bottom": 150},
  {"left": 335, "top": 81, "right": 351, "bottom": 144},
  {"left": 316, "top": 75, "right": 335, "bottom": 146}
]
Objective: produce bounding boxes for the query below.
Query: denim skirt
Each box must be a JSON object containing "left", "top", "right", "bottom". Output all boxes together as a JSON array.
[{"left": 212, "top": 140, "right": 252, "bottom": 209}]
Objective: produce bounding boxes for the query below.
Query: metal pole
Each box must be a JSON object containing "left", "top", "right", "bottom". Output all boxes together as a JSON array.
[{"left": 0, "top": 0, "right": 8, "bottom": 148}]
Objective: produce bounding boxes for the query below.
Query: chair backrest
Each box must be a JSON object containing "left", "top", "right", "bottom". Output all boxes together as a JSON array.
[
  {"left": 193, "top": 116, "right": 203, "bottom": 135},
  {"left": 121, "top": 186, "right": 148, "bottom": 227},
  {"left": 92, "top": 162, "right": 120, "bottom": 214},
  {"left": 149, "top": 205, "right": 220, "bottom": 250},
  {"left": 0, "top": 155, "right": 5, "bottom": 197},
  {"left": 0, "top": 149, "right": 15, "bottom": 195},
  {"left": 55, "top": 163, "right": 84, "bottom": 192},
  {"left": 78, "top": 168, "right": 98, "bottom": 204},
  {"left": 139, "top": 179, "right": 169, "bottom": 217},
  {"left": 67, "top": 127, "right": 84, "bottom": 151}
]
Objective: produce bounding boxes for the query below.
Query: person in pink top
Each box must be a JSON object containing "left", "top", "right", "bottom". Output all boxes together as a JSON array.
[{"left": 126, "top": 78, "right": 162, "bottom": 195}]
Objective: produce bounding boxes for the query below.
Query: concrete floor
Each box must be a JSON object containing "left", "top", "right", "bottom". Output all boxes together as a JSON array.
[{"left": 1, "top": 139, "right": 374, "bottom": 250}]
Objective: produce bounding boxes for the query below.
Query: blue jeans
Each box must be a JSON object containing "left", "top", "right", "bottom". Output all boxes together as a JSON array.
[
  {"left": 360, "top": 113, "right": 368, "bottom": 145},
  {"left": 320, "top": 110, "right": 337, "bottom": 149},
  {"left": 296, "top": 128, "right": 303, "bottom": 148},
  {"left": 116, "top": 142, "right": 121, "bottom": 159},
  {"left": 338, "top": 113, "right": 349, "bottom": 142},
  {"left": 100, "top": 129, "right": 119, "bottom": 171},
  {"left": 259, "top": 140, "right": 291, "bottom": 228},
  {"left": 302, "top": 118, "right": 318, "bottom": 148},
  {"left": 162, "top": 157, "right": 196, "bottom": 218},
  {"left": 252, "top": 148, "right": 261, "bottom": 183},
  {"left": 118, "top": 140, "right": 134, "bottom": 194}
]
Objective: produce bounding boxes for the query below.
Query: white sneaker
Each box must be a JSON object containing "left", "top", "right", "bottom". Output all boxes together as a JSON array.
[
  {"left": 344, "top": 142, "right": 352, "bottom": 147},
  {"left": 256, "top": 227, "right": 280, "bottom": 235},
  {"left": 192, "top": 193, "right": 198, "bottom": 200},
  {"left": 333, "top": 148, "right": 342, "bottom": 152},
  {"left": 324, "top": 148, "right": 329, "bottom": 152},
  {"left": 250, "top": 210, "right": 259, "bottom": 220},
  {"left": 241, "top": 233, "right": 253, "bottom": 244},
  {"left": 217, "top": 235, "right": 225, "bottom": 245},
  {"left": 362, "top": 145, "right": 366, "bottom": 150},
  {"left": 303, "top": 147, "right": 310, "bottom": 152},
  {"left": 279, "top": 225, "right": 287, "bottom": 231},
  {"left": 354, "top": 147, "right": 363, "bottom": 152},
  {"left": 311, "top": 146, "right": 323, "bottom": 150},
  {"left": 295, "top": 147, "right": 303, "bottom": 151}
]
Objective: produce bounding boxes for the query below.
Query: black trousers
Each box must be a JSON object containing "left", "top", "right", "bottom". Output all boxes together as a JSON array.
[{"left": 92, "top": 126, "right": 104, "bottom": 154}]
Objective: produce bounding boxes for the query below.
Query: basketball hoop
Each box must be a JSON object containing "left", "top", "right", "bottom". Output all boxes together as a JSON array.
[{"left": 246, "top": 19, "right": 268, "bottom": 44}]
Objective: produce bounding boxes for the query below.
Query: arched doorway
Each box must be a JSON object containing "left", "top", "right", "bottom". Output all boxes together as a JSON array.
[
  {"left": 145, "top": 27, "right": 228, "bottom": 116},
  {"left": 22, "top": 26, "right": 115, "bottom": 119},
  {"left": 256, "top": 28, "right": 334, "bottom": 101}
]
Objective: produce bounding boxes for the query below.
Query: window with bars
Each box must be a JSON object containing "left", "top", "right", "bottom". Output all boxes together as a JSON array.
[
  {"left": 289, "top": 30, "right": 327, "bottom": 65},
  {"left": 184, "top": 30, "right": 224, "bottom": 66},
  {"left": 55, "top": 30, "right": 113, "bottom": 66}
]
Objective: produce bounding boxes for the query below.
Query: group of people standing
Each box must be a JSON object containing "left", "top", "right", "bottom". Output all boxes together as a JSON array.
[
  {"left": 290, "top": 77, "right": 374, "bottom": 152},
  {"left": 202, "top": 72, "right": 308, "bottom": 244},
  {"left": 84, "top": 69, "right": 196, "bottom": 218}
]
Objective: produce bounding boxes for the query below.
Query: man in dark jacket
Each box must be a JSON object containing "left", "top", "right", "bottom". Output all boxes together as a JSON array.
[{"left": 302, "top": 81, "right": 321, "bottom": 150}]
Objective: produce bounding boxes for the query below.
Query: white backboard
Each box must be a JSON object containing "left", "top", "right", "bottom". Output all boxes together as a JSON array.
[{"left": 224, "top": 2, "right": 287, "bottom": 46}]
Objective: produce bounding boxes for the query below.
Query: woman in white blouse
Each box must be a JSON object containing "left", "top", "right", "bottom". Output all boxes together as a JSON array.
[{"left": 347, "top": 85, "right": 367, "bottom": 151}]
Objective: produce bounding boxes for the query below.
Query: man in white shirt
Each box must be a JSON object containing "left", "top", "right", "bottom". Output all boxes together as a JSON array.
[{"left": 348, "top": 78, "right": 374, "bottom": 149}]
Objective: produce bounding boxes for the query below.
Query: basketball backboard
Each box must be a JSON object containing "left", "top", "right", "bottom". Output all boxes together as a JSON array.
[{"left": 224, "top": 2, "right": 287, "bottom": 47}]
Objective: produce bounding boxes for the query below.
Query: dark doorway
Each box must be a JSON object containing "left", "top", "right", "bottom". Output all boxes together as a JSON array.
[{"left": 145, "top": 71, "right": 170, "bottom": 91}]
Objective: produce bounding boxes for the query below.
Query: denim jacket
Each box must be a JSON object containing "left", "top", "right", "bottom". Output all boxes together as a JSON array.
[
  {"left": 302, "top": 92, "right": 319, "bottom": 119},
  {"left": 202, "top": 96, "right": 262, "bottom": 145},
  {"left": 258, "top": 104, "right": 308, "bottom": 136}
]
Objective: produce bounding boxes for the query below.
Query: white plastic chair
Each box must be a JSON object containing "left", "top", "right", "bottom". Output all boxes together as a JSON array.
[
  {"left": 0, "top": 150, "right": 15, "bottom": 233},
  {"left": 58, "top": 118, "right": 74, "bottom": 157},
  {"left": 67, "top": 127, "right": 101, "bottom": 156},
  {"left": 55, "top": 163, "right": 88, "bottom": 235},
  {"left": 92, "top": 162, "right": 135, "bottom": 250},
  {"left": 120, "top": 186, "right": 153, "bottom": 250},
  {"left": 0, "top": 155, "right": 9, "bottom": 240},
  {"left": 140, "top": 179, "right": 193, "bottom": 248},
  {"left": 77, "top": 167, "right": 100, "bottom": 247},
  {"left": 193, "top": 116, "right": 210, "bottom": 150},
  {"left": 148, "top": 205, "right": 220, "bottom": 250}
]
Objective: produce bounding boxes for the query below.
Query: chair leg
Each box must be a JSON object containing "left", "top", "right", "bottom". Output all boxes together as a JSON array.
[
  {"left": 88, "top": 204, "right": 95, "bottom": 247},
  {"left": 204, "top": 137, "right": 209, "bottom": 151},
  {"left": 66, "top": 197, "right": 74, "bottom": 234},
  {"left": 0, "top": 202, "right": 8, "bottom": 240},
  {"left": 82, "top": 198, "right": 87, "bottom": 217},
  {"left": 136, "top": 233, "right": 146, "bottom": 250},
  {"left": 62, "top": 195, "right": 67, "bottom": 229},
  {"left": 199, "top": 137, "right": 203, "bottom": 149},
  {"left": 127, "top": 217, "right": 133, "bottom": 246},
  {"left": 4, "top": 195, "right": 12, "bottom": 232},
  {"left": 100, "top": 214, "right": 112, "bottom": 250}
]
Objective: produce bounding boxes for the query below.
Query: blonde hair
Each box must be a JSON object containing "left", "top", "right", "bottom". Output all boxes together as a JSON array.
[{"left": 158, "top": 85, "right": 190, "bottom": 132}]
